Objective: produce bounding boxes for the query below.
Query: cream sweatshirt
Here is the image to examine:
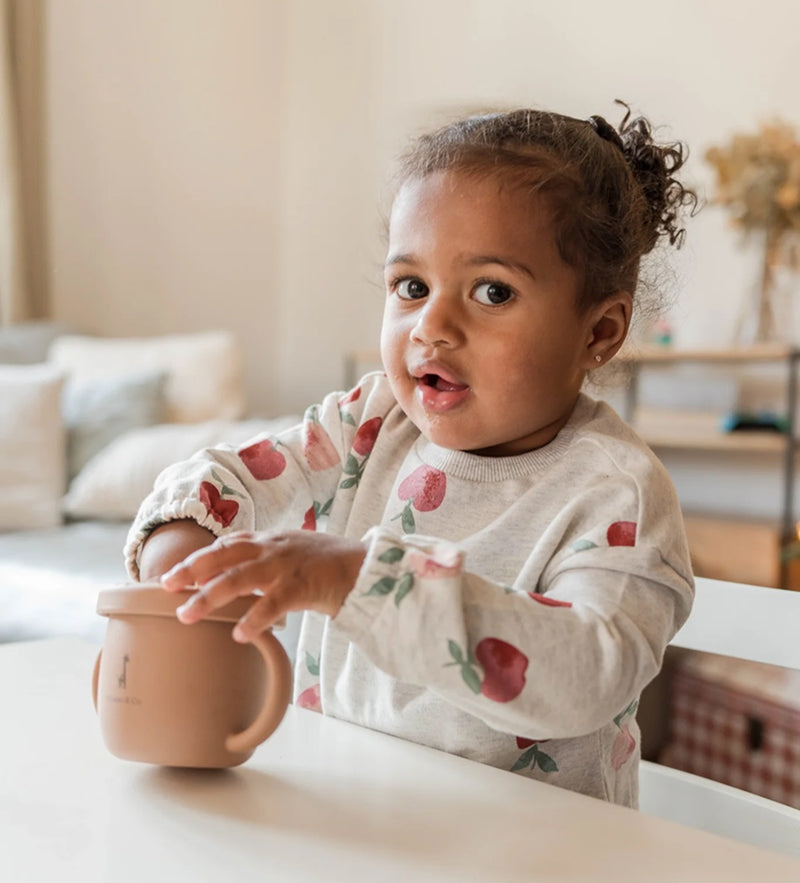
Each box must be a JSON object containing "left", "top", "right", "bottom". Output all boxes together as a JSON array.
[{"left": 126, "top": 372, "right": 694, "bottom": 806}]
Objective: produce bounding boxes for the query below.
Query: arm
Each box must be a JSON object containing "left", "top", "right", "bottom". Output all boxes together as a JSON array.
[
  {"left": 124, "top": 372, "right": 395, "bottom": 581},
  {"left": 137, "top": 520, "right": 216, "bottom": 581},
  {"left": 331, "top": 527, "right": 694, "bottom": 739}
]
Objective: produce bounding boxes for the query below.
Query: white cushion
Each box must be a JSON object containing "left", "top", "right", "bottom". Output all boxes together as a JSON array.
[
  {"left": 64, "top": 417, "right": 298, "bottom": 521},
  {"left": 0, "top": 365, "right": 66, "bottom": 530},
  {"left": 49, "top": 331, "right": 246, "bottom": 423}
]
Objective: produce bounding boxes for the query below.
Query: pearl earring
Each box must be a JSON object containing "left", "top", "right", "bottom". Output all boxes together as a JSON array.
[{"left": 594, "top": 355, "right": 602, "bottom": 363}]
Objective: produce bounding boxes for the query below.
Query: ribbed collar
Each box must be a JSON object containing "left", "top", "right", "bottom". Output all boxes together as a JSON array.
[{"left": 413, "top": 394, "right": 596, "bottom": 482}]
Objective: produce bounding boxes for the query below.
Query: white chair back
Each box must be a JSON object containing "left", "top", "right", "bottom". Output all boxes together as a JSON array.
[{"left": 639, "top": 576, "right": 800, "bottom": 858}]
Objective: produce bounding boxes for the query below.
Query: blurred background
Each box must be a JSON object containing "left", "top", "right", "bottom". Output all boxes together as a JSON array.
[{"left": 3, "top": 0, "right": 798, "bottom": 411}]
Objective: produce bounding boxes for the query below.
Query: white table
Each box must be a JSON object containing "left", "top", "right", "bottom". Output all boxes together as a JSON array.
[{"left": 2, "top": 639, "right": 799, "bottom": 883}]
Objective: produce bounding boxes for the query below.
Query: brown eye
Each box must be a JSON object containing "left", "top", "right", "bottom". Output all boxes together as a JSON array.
[
  {"left": 397, "top": 279, "right": 429, "bottom": 300},
  {"left": 474, "top": 282, "right": 513, "bottom": 305}
]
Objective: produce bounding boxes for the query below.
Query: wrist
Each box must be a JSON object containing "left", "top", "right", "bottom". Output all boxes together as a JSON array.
[
  {"left": 330, "top": 540, "right": 367, "bottom": 618},
  {"left": 138, "top": 519, "right": 217, "bottom": 582}
]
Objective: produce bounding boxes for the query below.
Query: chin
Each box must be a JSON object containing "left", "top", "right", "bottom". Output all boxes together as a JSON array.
[{"left": 423, "top": 424, "right": 487, "bottom": 453}]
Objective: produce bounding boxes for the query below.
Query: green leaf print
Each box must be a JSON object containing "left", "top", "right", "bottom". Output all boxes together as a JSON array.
[
  {"left": 461, "top": 665, "right": 482, "bottom": 694},
  {"left": 394, "top": 572, "right": 415, "bottom": 606},
  {"left": 305, "top": 652, "right": 320, "bottom": 677},
  {"left": 365, "top": 576, "right": 396, "bottom": 597},
  {"left": 535, "top": 748, "right": 558, "bottom": 773},
  {"left": 341, "top": 411, "right": 357, "bottom": 426},
  {"left": 401, "top": 503, "right": 415, "bottom": 534},
  {"left": 447, "top": 640, "right": 465, "bottom": 665},
  {"left": 210, "top": 468, "right": 245, "bottom": 499},
  {"left": 613, "top": 698, "right": 639, "bottom": 728},
  {"left": 342, "top": 454, "right": 361, "bottom": 476},
  {"left": 319, "top": 497, "right": 334, "bottom": 516},
  {"left": 570, "top": 538, "right": 597, "bottom": 553},
  {"left": 446, "top": 640, "right": 481, "bottom": 694},
  {"left": 511, "top": 746, "right": 536, "bottom": 772},
  {"left": 339, "top": 477, "right": 358, "bottom": 489},
  {"left": 378, "top": 547, "right": 405, "bottom": 564},
  {"left": 511, "top": 744, "right": 559, "bottom": 774}
]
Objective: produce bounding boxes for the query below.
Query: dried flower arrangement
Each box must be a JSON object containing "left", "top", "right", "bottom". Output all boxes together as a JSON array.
[{"left": 706, "top": 120, "right": 800, "bottom": 342}]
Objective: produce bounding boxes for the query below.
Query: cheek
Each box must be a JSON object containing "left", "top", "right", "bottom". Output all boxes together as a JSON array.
[
  {"left": 380, "top": 310, "right": 406, "bottom": 379},
  {"left": 488, "top": 342, "right": 568, "bottom": 401}
]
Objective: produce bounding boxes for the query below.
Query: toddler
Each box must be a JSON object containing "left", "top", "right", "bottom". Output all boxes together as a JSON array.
[{"left": 127, "top": 104, "right": 697, "bottom": 807}]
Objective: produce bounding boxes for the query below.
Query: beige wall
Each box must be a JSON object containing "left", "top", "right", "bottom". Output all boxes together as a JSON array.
[
  {"left": 46, "top": 0, "right": 288, "bottom": 414},
  {"left": 44, "top": 0, "right": 800, "bottom": 416}
]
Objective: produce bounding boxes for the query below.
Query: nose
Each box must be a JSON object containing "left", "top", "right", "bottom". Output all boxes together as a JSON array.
[{"left": 409, "top": 292, "right": 463, "bottom": 348}]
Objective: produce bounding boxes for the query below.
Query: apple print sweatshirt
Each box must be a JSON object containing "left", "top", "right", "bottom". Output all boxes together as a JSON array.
[{"left": 125, "top": 372, "right": 694, "bottom": 807}]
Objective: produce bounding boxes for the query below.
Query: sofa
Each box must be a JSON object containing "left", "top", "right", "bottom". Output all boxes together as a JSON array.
[{"left": 0, "top": 322, "right": 301, "bottom": 657}]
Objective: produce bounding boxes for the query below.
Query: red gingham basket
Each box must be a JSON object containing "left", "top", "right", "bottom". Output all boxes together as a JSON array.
[{"left": 660, "top": 650, "right": 800, "bottom": 809}]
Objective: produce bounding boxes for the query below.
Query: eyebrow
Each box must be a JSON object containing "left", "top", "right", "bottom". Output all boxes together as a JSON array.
[
  {"left": 384, "top": 253, "right": 416, "bottom": 269},
  {"left": 384, "top": 253, "right": 536, "bottom": 280},
  {"left": 467, "top": 255, "right": 536, "bottom": 280}
]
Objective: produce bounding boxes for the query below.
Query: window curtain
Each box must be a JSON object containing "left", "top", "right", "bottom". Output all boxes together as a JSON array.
[{"left": 0, "top": 0, "right": 45, "bottom": 326}]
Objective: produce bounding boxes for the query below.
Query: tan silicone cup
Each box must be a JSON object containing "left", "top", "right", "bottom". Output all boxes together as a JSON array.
[
  {"left": 93, "top": 584, "right": 293, "bottom": 768},
  {"left": 224, "top": 630, "right": 293, "bottom": 754}
]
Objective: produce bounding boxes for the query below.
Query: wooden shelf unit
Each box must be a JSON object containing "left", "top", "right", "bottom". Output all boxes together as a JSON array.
[{"left": 622, "top": 345, "right": 800, "bottom": 589}]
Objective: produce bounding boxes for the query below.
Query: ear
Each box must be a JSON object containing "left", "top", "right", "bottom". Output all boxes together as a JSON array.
[{"left": 583, "top": 292, "right": 632, "bottom": 369}]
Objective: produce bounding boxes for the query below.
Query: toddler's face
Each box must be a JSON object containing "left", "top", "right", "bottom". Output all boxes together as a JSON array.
[{"left": 381, "top": 170, "right": 606, "bottom": 456}]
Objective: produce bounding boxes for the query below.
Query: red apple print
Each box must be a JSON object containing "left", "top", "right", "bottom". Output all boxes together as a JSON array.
[
  {"left": 199, "top": 481, "right": 239, "bottom": 528},
  {"left": 527, "top": 592, "right": 573, "bottom": 608},
  {"left": 239, "top": 439, "right": 287, "bottom": 480},
  {"left": 476, "top": 638, "right": 529, "bottom": 702},
  {"left": 300, "top": 498, "right": 332, "bottom": 531},
  {"left": 303, "top": 422, "right": 339, "bottom": 471},
  {"left": 339, "top": 385, "right": 361, "bottom": 405},
  {"left": 296, "top": 683, "right": 322, "bottom": 713},
  {"left": 394, "top": 466, "right": 447, "bottom": 533},
  {"left": 353, "top": 416, "right": 382, "bottom": 456},
  {"left": 448, "top": 637, "right": 528, "bottom": 703},
  {"left": 398, "top": 465, "right": 446, "bottom": 511},
  {"left": 339, "top": 417, "right": 383, "bottom": 489},
  {"left": 301, "top": 504, "right": 316, "bottom": 531},
  {"left": 607, "top": 521, "right": 636, "bottom": 547},
  {"left": 516, "top": 736, "right": 550, "bottom": 749},
  {"left": 611, "top": 724, "right": 636, "bottom": 770}
]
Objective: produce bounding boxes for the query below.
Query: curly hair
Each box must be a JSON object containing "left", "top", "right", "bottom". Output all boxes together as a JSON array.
[{"left": 395, "top": 101, "right": 698, "bottom": 313}]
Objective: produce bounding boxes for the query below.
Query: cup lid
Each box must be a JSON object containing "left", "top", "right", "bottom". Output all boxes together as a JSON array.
[{"left": 96, "top": 583, "right": 259, "bottom": 624}]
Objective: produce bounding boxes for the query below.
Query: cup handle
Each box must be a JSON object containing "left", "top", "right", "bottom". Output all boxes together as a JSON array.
[
  {"left": 91, "top": 649, "right": 103, "bottom": 711},
  {"left": 225, "top": 630, "right": 293, "bottom": 755}
]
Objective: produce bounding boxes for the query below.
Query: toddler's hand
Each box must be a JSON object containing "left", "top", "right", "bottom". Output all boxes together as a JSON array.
[{"left": 161, "top": 530, "right": 367, "bottom": 643}]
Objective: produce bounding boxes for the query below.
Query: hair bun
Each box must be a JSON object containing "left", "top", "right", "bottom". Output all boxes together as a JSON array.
[{"left": 614, "top": 101, "right": 698, "bottom": 250}]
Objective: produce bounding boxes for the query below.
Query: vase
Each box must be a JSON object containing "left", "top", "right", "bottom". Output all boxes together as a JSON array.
[{"left": 734, "top": 232, "right": 792, "bottom": 346}]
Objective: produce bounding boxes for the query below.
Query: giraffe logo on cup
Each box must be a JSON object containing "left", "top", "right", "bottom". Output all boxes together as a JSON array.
[{"left": 118, "top": 654, "right": 130, "bottom": 689}]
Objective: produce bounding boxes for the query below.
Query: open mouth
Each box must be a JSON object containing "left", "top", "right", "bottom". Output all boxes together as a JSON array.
[
  {"left": 420, "top": 373, "right": 468, "bottom": 393},
  {"left": 415, "top": 370, "right": 471, "bottom": 413}
]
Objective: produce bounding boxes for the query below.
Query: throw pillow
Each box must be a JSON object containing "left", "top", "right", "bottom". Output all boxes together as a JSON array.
[
  {"left": 49, "top": 330, "right": 246, "bottom": 423},
  {"left": 64, "top": 417, "right": 298, "bottom": 521},
  {"left": 62, "top": 371, "right": 167, "bottom": 481},
  {"left": 0, "top": 365, "right": 66, "bottom": 530},
  {"left": 0, "top": 321, "right": 72, "bottom": 364}
]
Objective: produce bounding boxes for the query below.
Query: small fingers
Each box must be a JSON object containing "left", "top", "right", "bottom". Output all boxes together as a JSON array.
[
  {"left": 175, "top": 560, "right": 275, "bottom": 625},
  {"left": 231, "top": 593, "right": 286, "bottom": 643},
  {"left": 162, "top": 533, "right": 259, "bottom": 592}
]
